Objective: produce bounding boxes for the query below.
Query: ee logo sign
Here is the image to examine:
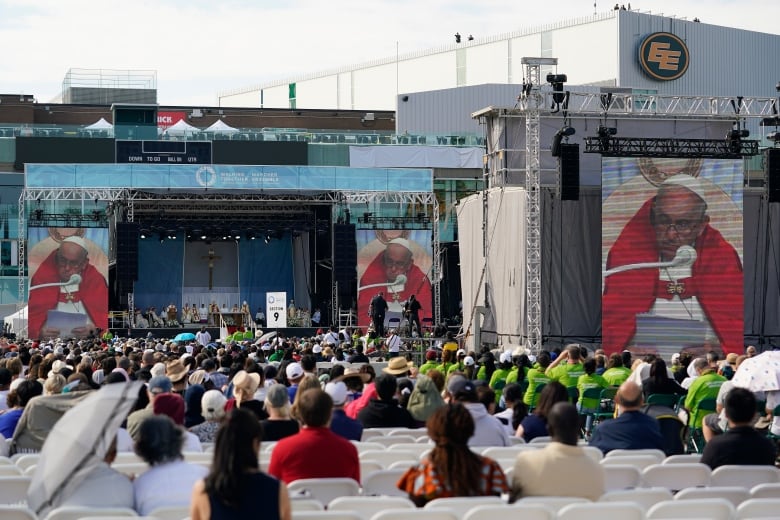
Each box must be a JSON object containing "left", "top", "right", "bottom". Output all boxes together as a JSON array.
[{"left": 638, "top": 32, "right": 689, "bottom": 81}]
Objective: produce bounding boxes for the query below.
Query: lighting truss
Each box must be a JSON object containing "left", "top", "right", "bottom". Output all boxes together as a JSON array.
[{"left": 583, "top": 137, "right": 760, "bottom": 157}]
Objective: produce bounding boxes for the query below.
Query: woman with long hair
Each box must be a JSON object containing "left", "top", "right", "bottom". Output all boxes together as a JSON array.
[
  {"left": 515, "top": 381, "right": 569, "bottom": 442},
  {"left": 190, "top": 408, "right": 291, "bottom": 520},
  {"left": 641, "top": 358, "right": 686, "bottom": 399},
  {"left": 397, "top": 403, "right": 509, "bottom": 506}
]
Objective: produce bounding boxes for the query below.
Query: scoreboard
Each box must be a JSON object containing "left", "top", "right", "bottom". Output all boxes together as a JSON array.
[{"left": 115, "top": 140, "right": 212, "bottom": 164}]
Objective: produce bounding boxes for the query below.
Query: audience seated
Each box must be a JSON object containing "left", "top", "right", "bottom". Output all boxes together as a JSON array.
[{"left": 589, "top": 381, "right": 665, "bottom": 454}]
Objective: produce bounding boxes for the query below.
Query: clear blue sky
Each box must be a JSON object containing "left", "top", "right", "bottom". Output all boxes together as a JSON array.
[{"left": 0, "top": 0, "right": 777, "bottom": 106}]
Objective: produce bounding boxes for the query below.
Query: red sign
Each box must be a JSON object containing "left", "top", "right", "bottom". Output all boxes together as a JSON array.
[{"left": 157, "top": 111, "right": 186, "bottom": 130}]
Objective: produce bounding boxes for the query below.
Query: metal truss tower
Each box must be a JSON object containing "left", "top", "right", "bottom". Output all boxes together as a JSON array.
[{"left": 520, "top": 57, "right": 557, "bottom": 353}]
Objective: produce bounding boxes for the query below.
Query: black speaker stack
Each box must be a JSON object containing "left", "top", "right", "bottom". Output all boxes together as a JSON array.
[{"left": 559, "top": 143, "right": 580, "bottom": 201}]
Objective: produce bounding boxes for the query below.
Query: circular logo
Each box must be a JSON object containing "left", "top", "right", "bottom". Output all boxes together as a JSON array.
[
  {"left": 268, "top": 295, "right": 276, "bottom": 304},
  {"left": 638, "top": 32, "right": 689, "bottom": 81},
  {"left": 195, "top": 166, "right": 217, "bottom": 187}
]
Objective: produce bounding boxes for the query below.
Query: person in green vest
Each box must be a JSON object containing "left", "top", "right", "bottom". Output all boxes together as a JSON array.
[
  {"left": 100, "top": 329, "right": 113, "bottom": 342},
  {"left": 601, "top": 353, "right": 632, "bottom": 386},
  {"left": 475, "top": 350, "right": 496, "bottom": 383},
  {"left": 438, "top": 349, "right": 457, "bottom": 378},
  {"left": 489, "top": 351, "right": 513, "bottom": 403},
  {"left": 506, "top": 354, "right": 532, "bottom": 385},
  {"left": 419, "top": 350, "right": 440, "bottom": 376},
  {"left": 546, "top": 344, "right": 585, "bottom": 388},
  {"left": 447, "top": 349, "right": 468, "bottom": 378},
  {"left": 577, "top": 357, "right": 609, "bottom": 436},
  {"left": 684, "top": 357, "right": 726, "bottom": 429},
  {"left": 523, "top": 351, "right": 552, "bottom": 407}
]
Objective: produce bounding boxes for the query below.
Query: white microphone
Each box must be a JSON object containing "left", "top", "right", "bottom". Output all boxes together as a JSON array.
[
  {"left": 357, "top": 274, "right": 408, "bottom": 292},
  {"left": 604, "top": 245, "right": 697, "bottom": 277},
  {"left": 30, "top": 274, "right": 82, "bottom": 291}
]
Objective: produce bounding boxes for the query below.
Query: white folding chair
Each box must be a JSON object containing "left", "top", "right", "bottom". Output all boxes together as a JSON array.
[
  {"left": 264, "top": 441, "right": 278, "bottom": 453},
  {"left": 600, "top": 454, "right": 660, "bottom": 471},
  {"left": 361, "top": 450, "right": 419, "bottom": 468},
  {"left": 646, "top": 498, "right": 734, "bottom": 520},
  {"left": 362, "top": 430, "right": 393, "bottom": 441},
  {"left": 662, "top": 453, "right": 701, "bottom": 464},
  {"left": 360, "top": 461, "right": 384, "bottom": 481},
  {"left": 41, "top": 506, "right": 139, "bottom": 520},
  {"left": 294, "top": 512, "right": 362, "bottom": 520},
  {"left": 11, "top": 455, "right": 39, "bottom": 472},
  {"left": 479, "top": 446, "right": 532, "bottom": 459},
  {"left": 329, "top": 496, "right": 415, "bottom": 519},
  {"left": 675, "top": 485, "right": 751, "bottom": 507},
  {"left": 599, "top": 487, "right": 673, "bottom": 510},
  {"left": 463, "top": 503, "right": 554, "bottom": 520},
  {"left": 516, "top": 496, "right": 589, "bottom": 513},
  {"left": 388, "top": 429, "right": 429, "bottom": 440},
  {"left": 112, "top": 453, "right": 145, "bottom": 465},
  {"left": 0, "top": 505, "right": 36, "bottom": 520},
  {"left": 290, "top": 498, "right": 325, "bottom": 512},
  {"left": 387, "top": 444, "right": 435, "bottom": 458},
  {"left": 182, "top": 451, "right": 212, "bottom": 465},
  {"left": 370, "top": 509, "right": 459, "bottom": 520},
  {"left": 736, "top": 498, "right": 780, "bottom": 519},
  {"left": 0, "top": 476, "right": 31, "bottom": 505},
  {"left": 509, "top": 437, "right": 526, "bottom": 445},
  {"left": 147, "top": 505, "right": 189, "bottom": 520},
  {"left": 528, "top": 436, "right": 553, "bottom": 444},
  {"left": 602, "top": 464, "right": 642, "bottom": 491},
  {"left": 581, "top": 446, "right": 605, "bottom": 463},
  {"left": 370, "top": 436, "right": 418, "bottom": 448},
  {"left": 0, "top": 465, "right": 22, "bottom": 476},
  {"left": 710, "top": 465, "right": 780, "bottom": 488},
  {"left": 557, "top": 501, "right": 645, "bottom": 520},
  {"left": 352, "top": 441, "right": 387, "bottom": 454},
  {"left": 641, "top": 463, "right": 711, "bottom": 492},
  {"left": 605, "top": 448, "right": 666, "bottom": 462},
  {"left": 751, "top": 482, "right": 780, "bottom": 499},
  {"left": 361, "top": 468, "right": 408, "bottom": 497},
  {"left": 424, "top": 496, "right": 504, "bottom": 518},
  {"left": 111, "top": 462, "right": 149, "bottom": 478},
  {"left": 0, "top": 457, "right": 14, "bottom": 465},
  {"left": 288, "top": 478, "right": 361, "bottom": 506},
  {"left": 492, "top": 458, "right": 516, "bottom": 472}
]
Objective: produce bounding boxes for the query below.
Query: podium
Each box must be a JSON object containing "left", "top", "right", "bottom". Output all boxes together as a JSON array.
[{"left": 219, "top": 312, "right": 247, "bottom": 337}]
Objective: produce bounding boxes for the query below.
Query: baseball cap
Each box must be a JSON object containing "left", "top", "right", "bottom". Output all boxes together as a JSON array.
[
  {"left": 286, "top": 362, "right": 304, "bottom": 380},
  {"left": 426, "top": 350, "right": 437, "bottom": 361},
  {"left": 148, "top": 375, "right": 173, "bottom": 395},
  {"left": 325, "top": 381, "right": 348, "bottom": 406},
  {"left": 463, "top": 355, "right": 475, "bottom": 367},
  {"left": 499, "top": 351, "right": 512, "bottom": 364},
  {"left": 448, "top": 376, "right": 477, "bottom": 399},
  {"left": 456, "top": 349, "right": 466, "bottom": 357},
  {"left": 312, "top": 344, "right": 323, "bottom": 354}
]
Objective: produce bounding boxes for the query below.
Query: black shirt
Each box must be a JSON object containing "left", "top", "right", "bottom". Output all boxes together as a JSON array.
[{"left": 701, "top": 425, "right": 777, "bottom": 469}]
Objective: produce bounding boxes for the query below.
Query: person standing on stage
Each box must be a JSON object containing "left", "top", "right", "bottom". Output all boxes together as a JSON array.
[
  {"left": 404, "top": 294, "right": 422, "bottom": 336},
  {"left": 255, "top": 307, "right": 266, "bottom": 327},
  {"left": 369, "top": 292, "right": 388, "bottom": 337}
]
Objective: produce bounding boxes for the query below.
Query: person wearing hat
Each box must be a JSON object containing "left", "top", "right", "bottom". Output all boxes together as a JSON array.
[
  {"left": 603, "top": 172, "right": 743, "bottom": 355},
  {"left": 28, "top": 235, "right": 108, "bottom": 340},
  {"left": 189, "top": 389, "right": 227, "bottom": 443},
  {"left": 126, "top": 375, "right": 174, "bottom": 440},
  {"left": 488, "top": 351, "right": 514, "bottom": 402},
  {"left": 227, "top": 370, "right": 267, "bottom": 421},
  {"left": 166, "top": 359, "right": 189, "bottom": 395},
  {"left": 326, "top": 381, "right": 363, "bottom": 441}
]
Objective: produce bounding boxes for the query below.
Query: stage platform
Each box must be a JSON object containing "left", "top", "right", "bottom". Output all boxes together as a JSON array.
[{"left": 109, "top": 326, "right": 320, "bottom": 341}]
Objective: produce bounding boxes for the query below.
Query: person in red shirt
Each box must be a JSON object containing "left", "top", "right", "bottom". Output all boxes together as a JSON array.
[{"left": 268, "top": 388, "right": 360, "bottom": 484}]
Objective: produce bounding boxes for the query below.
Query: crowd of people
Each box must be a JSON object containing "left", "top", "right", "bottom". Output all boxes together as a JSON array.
[{"left": 0, "top": 331, "right": 775, "bottom": 518}]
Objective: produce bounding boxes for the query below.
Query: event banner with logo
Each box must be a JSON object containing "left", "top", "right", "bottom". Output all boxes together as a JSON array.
[
  {"left": 27, "top": 227, "right": 109, "bottom": 340},
  {"left": 356, "top": 229, "right": 433, "bottom": 334},
  {"left": 266, "top": 292, "right": 287, "bottom": 328},
  {"left": 601, "top": 157, "right": 744, "bottom": 357}
]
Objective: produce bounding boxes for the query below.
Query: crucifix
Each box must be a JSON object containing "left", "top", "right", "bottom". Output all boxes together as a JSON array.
[{"left": 201, "top": 248, "right": 221, "bottom": 290}]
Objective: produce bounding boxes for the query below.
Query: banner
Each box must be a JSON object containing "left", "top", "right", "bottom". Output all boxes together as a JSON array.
[
  {"left": 357, "top": 229, "right": 433, "bottom": 334},
  {"left": 266, "top": 292, "right": 287, "bottom": 328},
  {"left": 601, "top": 157, "right": 744, "bottom": 356},
  {"left": 27, "top": 227, "right": 109, "bottom": 340}
]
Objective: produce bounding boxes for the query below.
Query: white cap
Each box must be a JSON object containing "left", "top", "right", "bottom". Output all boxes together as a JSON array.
[
  {"left": 62, "top": 235, "right": 88, "bottom": 251},
  {"left": 499, "top": 351, "right": 513, "bottom": 364},
  {"left": 312, "top": 344, "right": 323, "bottom": 354},
  {"left": 325, "top": 381, "right": 348, "bottom": 406},
  {"left": 662, "top": 174, "right": 707, "bottom": 203},
  {"left": 286, "top": 362, "right": 304, "bottom": 380},
  {"left": 456, "top": 349, "right": 466, "bottom": 357},
  {"left": 388, "top": 237, "right": 412, "bottom": 251},
  {"left": 463, "top": 356, "right": 475, "bottom": 367}
]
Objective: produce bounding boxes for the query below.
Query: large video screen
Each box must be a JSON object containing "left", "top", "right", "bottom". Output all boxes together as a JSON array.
[
  {"left": 27, "top": 227, "right": 109, "bottom": 340},
  {"left": 356, "top": 229, "right": 433, "bottom": 335},
  {"left": 602, "top": 157, "right": 743, "bottom": 357}
]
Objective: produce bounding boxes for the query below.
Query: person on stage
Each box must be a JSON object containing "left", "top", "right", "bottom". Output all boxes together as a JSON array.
[
  {"left": 255, "top": 307, "right": 266, "bottom": 327},
  {"left": 369, "top": 292, "right": 388, "bottom": 337},
  {"left": 603, "top": 173, "right": 743, "bottom": 355},
  {"left": 404, "top": 294, "right": 422, "bottom": 336},
  {"left": 28, "top": 235, "right": 107, "bottom": 339}
]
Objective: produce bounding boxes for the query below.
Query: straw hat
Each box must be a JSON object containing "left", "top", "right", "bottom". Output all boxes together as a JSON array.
[{"left": 383, "top": 357, "right": 414, "bottom": 375}]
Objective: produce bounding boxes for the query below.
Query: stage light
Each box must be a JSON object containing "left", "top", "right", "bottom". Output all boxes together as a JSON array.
[
  {"left": 33, "top": 209, "right": 43, "bottom": 220},
  {"left": 264, "top": 234, "right": 271, "bottom": 244},
  {"left": 551, "top": 126, "right": 576, "bottom": 157},
  {"left": 768, "top": 131, "right": 780, "bottom": 143}
]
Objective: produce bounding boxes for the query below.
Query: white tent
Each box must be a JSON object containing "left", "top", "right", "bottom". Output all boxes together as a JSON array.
[
  {"left": 3, "top": 306, "right": 27, "bottom": 336},
  {"left": 165, "top": 119, "right": 201, "bottom": 136},
  {"left": 84, "top": 118, "right": 113, "bottom": 130},
  {"left": 205, "top": 119, "right": 239, "bottom": 134}
]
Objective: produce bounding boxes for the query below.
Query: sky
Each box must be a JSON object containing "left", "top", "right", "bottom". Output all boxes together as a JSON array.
[{"left": 1, "top": 0, "right": 778, "bottom": 107}]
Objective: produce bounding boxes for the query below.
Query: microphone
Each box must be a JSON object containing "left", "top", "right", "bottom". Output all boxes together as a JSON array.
[
  {"left": 357, "top": 274, "right": 408, "bottom": 292},
  {"left": 29, "top": 274, "right": 82, "bottom": 291},
  {"left": 604, "top": 245, "right": 697, "bottom": 277}
]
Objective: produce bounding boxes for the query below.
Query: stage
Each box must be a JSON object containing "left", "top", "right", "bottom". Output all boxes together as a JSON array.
[{"left": 110, "top": 326, "right": 320, "bottom": 341}]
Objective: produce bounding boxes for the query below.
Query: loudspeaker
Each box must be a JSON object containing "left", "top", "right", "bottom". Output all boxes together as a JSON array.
[
  {"left": 559, "top": 143, "right": 580, "bottom": 201},
  {"left": 116, "top": 222, "right": 139, "bottom": 286},
  {"left": 766, "top": 148, "right": 780, "bottom": 203},
  {"left": 333, "top": 224, "right": 357, "bottom": 285}
]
